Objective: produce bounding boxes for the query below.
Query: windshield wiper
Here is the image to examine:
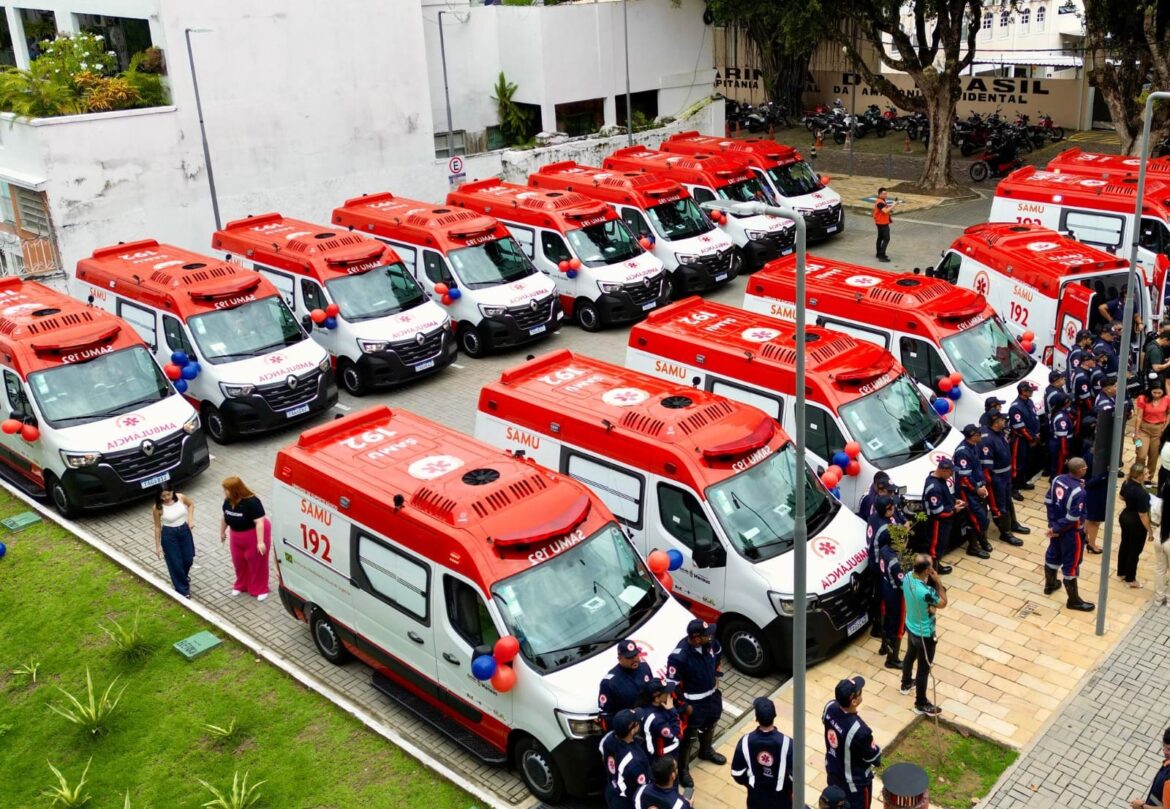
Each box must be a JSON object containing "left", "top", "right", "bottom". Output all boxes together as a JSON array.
[
  {"left": 534, "top": 638, "right": 612, "bottom": 668},
  {"left": 48, "top": 414, "right": 101, "bottom": 426},
  {"left": 108, "top": 394, "right": 165, "bottom": 415}
]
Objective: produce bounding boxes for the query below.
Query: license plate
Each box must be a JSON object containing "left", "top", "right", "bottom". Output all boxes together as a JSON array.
[
  {"left": 286, "top": 404, "right": 311, "bottom": 418},
  {"left": 642, "top": 302, "right": 657, "bottom": 311},
  {"left": 846, "top": 614, "right": 869, "bottom": 636},
  {"left": 414, "top": 359, "right": 435, "bottom": 372},
  {"left": 529, "top": 324, "right": 547, "bottom": 336},
  {"left": 827, "top": 225, "right": 838, "bottom": 233},
  {"left": 715, "top": 273, "right": 728, "bottom": 282},
  {"left": 140, "top": 472, "right": 170, "bottom": 489}
]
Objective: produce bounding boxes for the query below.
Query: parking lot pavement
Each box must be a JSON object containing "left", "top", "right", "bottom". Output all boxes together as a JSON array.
[{"left": 38, "top": 202, "right": 996, "bottom": 807}]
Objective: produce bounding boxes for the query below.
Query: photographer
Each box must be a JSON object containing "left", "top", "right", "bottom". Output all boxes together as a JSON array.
[
  {"left": 873, "top": 188, "right": 900, "bottom": 262},
  {"left": 899, "top": 554, "right": 947, "bottom": 717}
]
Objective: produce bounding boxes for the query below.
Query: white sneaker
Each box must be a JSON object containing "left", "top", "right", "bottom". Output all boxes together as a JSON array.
[
  {"left": 257, "top": 593, "right": 268, "bottom": 602},
  {"left": 899, "top": 684, "right": 913, "bottom": 696},
  {"left": 231, "top": 589, "right": 242, "bottom": 597}
]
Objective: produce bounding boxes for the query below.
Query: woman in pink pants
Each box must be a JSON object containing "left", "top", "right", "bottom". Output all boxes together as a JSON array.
[{"left": 219, "top": 476, "right": 270, "bottom": 600}]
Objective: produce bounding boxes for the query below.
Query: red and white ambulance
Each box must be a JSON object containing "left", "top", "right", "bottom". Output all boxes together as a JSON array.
[
  {"left": 475, "top": 350, "right": 870, "bottom": 676},
  {"left": 211, "top": 215, "right": 456, "bottom": 397},
  {"left": 273, "top": 405, "right": 690, "bottom": 802},
  {"left": 930, "top": 223, "right": 1139, "bottom": 370},
  {"left": 989, "top": 166, "right": 1170, "bottom": 318},
  {"left": 626, "top": 298, "right": 960, "bottom": 510},
  {"left": 527, "top": 161, "right": 740, "bottom": 296},
  {"left": 331, "top": 193, "right": 561, "bottom": 358},
  {"left": 1046, "top": 148, "right": 1170, "bottom": 184},
  {"left": 445, "top": 179, "right": 667, "bottom": 331},
  {"left": 741, "top": 254, "right": 1050, "bottom": 426},
  {"left": 76, "top": 240, "right": 336, "bottom": 444},
  {"left": 602, "top": 146, "right": 795, "bottom": 271},
  {"left": 0, "top": 278, "right": 207, "bottom": 515},
  {"left": 660, "top": 131, "right": 844, "bottom": 240}
]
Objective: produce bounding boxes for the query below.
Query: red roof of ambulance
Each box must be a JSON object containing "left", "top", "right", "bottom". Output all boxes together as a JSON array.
[
  {"left": 629, "top": 297, "right": 902, "bottom": 409},
  {"left": 77, "top": 240, "right": 283, "bottom": 319},
  {"left": 661, "top": 130, "right": 801, "bottom": 168},
  {"left": 994, "top": 166, "right": 1170, "bottom": 217},
  {"left": 331, "top": 192, "right": 513, "bottom": 254},
  {"left": 211, "top": 213, "right": 403, "bottom": 281},
  {"left": 0, "top": 278, "right": 146, "bottom": 374},
  {"left": 1046, "top": 147, "right": 1170, "bottom": 182},
  {"left": 527, "top": 162, "right": 692, "bottom": 210},
  {"left": 275, "top": 406, "right": 617, "bottom": 596},
  {"left": 446, "top": 178, "right": 619, "bottom": 233},
  {"left": 748, "top": 254, "right": 994, "bottom": 340},
  {"left": 949, "top": 223, "right": 1130, "bottom": 296},
  {"left": 479, "top": 349, "right": 788, "bottom": 494},
  {"left": 602, "top": 146, "right": 755, "bottom": 188}
]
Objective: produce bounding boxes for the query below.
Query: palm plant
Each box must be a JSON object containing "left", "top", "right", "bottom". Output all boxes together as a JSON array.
[{"left": 490, "top": 71, "right": 531, "bottom": 145}]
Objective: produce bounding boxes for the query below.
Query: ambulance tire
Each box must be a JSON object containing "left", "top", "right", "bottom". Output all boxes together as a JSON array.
[
  {"left": 720, "top": 618, "right": 774, "bottom": 677},
  {"left": 515, "top": 735, "right": 565, "bottom": 804},
  {"left": 46, "top": 474, "right": 78, "bottom": 518},
  {"left": 309, "top": 607, "right": 352, "bottom": 665},
  {"left": 458, "top": 322, "right": 487, "bottom": 359},
  {"left": 574, "top": 299, "right": 602, "bottom": 332},
  {"left": 337, "top": 359, "right": 369, "bottom": 396},
  {"left": 203, "top": 403, "right": 234, "bottom": 445}
]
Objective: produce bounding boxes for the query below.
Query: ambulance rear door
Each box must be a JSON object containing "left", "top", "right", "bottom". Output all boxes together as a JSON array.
[{"left": 1052, "top": 282, "right": 1093, "bottom": 371}]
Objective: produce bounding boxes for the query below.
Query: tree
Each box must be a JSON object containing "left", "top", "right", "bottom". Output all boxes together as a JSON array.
[
  {"left": 490, "top": 71, "right": 532, "bottom": 145},
  {"left": 836, "top": 0, "right": 981, "bottom": 191},
  {"left": 1082, "top": 0, "right": 1170, "bottom": 155}
]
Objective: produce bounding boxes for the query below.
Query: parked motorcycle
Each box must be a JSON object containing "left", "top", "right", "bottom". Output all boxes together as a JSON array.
[{"left": 969, "top": 135, "right": 1024, "bottom": 183}]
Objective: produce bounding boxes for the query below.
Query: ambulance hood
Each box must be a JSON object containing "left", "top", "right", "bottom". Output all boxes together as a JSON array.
[
  {"left": 471, "top": 273, "right": 557, "bottom": 308},
  {"left": 748, "top": 504, "right": 869, "bottom": 597},
  {"left": 733, "top": 212, "right": 793, "bottom": 234},
  {"left": 882, "top": 426, "right": 963, "bottom": 502},
  {"left": 784, "top": 187, "right": 842, "bottom": 211},
  {"left": 342, "top": 300, "right": 449, "bottom": 343},
  {"left": 55, "top": 390, "right": 196, "bottom": 454},
  {"left": 669, "top": 229, "right": 736, "bottom": 256},
  {"left": 593, "top": 251, "right": 667, "bottom": 285},
  {"left": 209, "top": 336, "right": 328, "bottom": 387}
]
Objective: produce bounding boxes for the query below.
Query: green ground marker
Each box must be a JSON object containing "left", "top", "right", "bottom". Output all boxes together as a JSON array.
[
  {"left": 173, "top": 630, "right": 221, "bottom": 661},
  {"left": 1, "top": 511, "right": 41, "bottom": 532}
]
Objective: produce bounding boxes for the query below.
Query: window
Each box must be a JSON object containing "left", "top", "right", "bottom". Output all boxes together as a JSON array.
[
  {"left": 566, "top": 452, "right": 644, "bottom": 527},
  {"left": 255, "top": 266, "right": 295, "bottom": 309},
  {"left": 1140, "top": 218, "right": 1169, "bottom": 255},
  {"left": 301, "top": 279, "right": 326, "bottom": 312},
  {"left": 805, "top": 404, "right": 846, "bottom": 461},
  {"left": 999, "top": 10, "right": 1010, "bottom": 36},
  {"left": 899, "top": 336, "right": 949, "bottom": 385},
  {"left": 933, "top": 251, "right": 962, "bottom": 285},
  {"left": 444, "top": 576, "right": 499, "bottom": 649},
  {"left": 163, "top": 315, "right": 195, "bottom": 356},
  {"left": 1020, "top": 8, "right": 1031, "bottom": 33},
  {"left": 12, "top": 186, "right": 50, "bottom": 236},
  {"left": 656, "top": 483, "right": 716, "bottom": 550},
  {"left": 422, "top": 251, "right": 454, "bottom": 285},
  {"left": 1062, "top": 210, "right": 1125, "bottom": 251},
  {"left": 690, "top": 186, "right": 717, "bottom": 205},
  {"left": 356, "top": 534, "right": 430, "bottom": 623},
  {"left": 815, "top": 316, "right": 889, "bottom": 349},
  {"left": 541, "top": 231, "right": 572, "bottom": 264},
  {"left": 0, "top": 184, "right": 15, "bottom": 225},
  {"left": 433, "top": 130, "right": 467, "bottom": 159},
  {"left": 709, "top": 378, "right": 783, "bottom": 421},
  {"left": 981, "top": 12, "right": 993, "bottom": 40},
  {"left": 509, "top": 225, "right": 535, "bottom": 259},
  {"left": 3, "top": 370, "right": 30, "bottom": 420},
  {"left": 1036, "top": 5, "right": 1046, "bottom": 31},
  {"left": 621, "top": 207, "right": 651, "bottom": 238},
  {"left": 117, "top": 300, "right": 157, "bottom": 350},
  {"left": 385, "top": 240, "right": 417, "bottom": 276}
]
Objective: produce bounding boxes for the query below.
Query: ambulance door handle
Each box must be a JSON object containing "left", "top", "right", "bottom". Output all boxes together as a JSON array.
[
  {"left": 408, "top": 631, "right": 425, "bottom": 645},
  {"left": 443, "top": 652, "right": 461, "bottom": 666}
]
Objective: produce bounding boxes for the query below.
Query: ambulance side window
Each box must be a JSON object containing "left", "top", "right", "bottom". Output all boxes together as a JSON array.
[
  {"left": 162, "top": 316, "right": 195, "bottom": 357},
  {"left": 1140, "top": 218, "right": 1169, "bottom": 254},
  {"left": 690, "top": 187, "right": 716, "bottom": 205},
  {"left": 541, "top": 232, "right": 572, "bottom": 264},
  {"left": 899, "top": 337, "right": 949, "bottom": 385},
  {"left": 510, "top": 225, "right": 535, "bottom": 260},
  {"left": 656, "top": 483, "right": 716, "bottom": 550},
  {"left": 117, "top": 300, "right": 157, "bottom": 351},
  {"left": 708, "top": 378, "right": 783, "bottom": 421},
  {"left": 301, "top": 279, "right": 326, "bottom": 312},
  {"left": 256, "top": 267, "right": 295, "bottom": 309},
  {"left": 565, "top": 451, "right": 644, "bottom": 528},
  {"left": 805, "top": 405, "right": 845, "bottom": 461},
  {"left": 1061, "top": 210, "right": 1124, "bottom": 252},
  {"left": 443, "top": 576, "right": 500, "bottom": 649},
  {"left": 934, "top": 252, "right": 961, "bottom": 285},
  {"left": 422, "top": 251, "right": 454, "bottom": 286},
  {"left": 3, "top": 371, "right": 31, "bottom": 421},
  {"left": 621, "top": 208, "right": 650, "bottom": 238},
  {"left": 389, "top": 242, "right": 418, "bottom": 277},
  {"left": 354, "top": 534, "right": 430, "bottom": 624}
]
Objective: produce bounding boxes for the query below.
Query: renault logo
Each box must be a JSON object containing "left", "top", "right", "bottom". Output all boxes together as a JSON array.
[
  {"left": 850, "top": 572, "right": 861, "bottom": 595},
  {"left": 141, "top": 440, "right": 155, "bottom": 457},
  {"left": 529, "top": 299, "right": 538, "bottom": 312},
  {"left": 643, "top": 277, "right": 652, "bottom": 288},
  {"left": 415, "top": 332, "right": 425, "bottom": 345},
  {"left": 286, "top": 375, "right": 298, "bottom": 390}
]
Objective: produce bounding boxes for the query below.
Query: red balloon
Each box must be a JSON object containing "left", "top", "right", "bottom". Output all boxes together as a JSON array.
[
  {"left": 638, "top": 237, "right": 653, "bottom": 250},
  {"left": 937, "top": 377, "right": 954, "bottom": 393},
  {"left": 1022, "top": 329, "right": 1035, "bottom": 342},
  {"left": 844, "top": 441, "right": 861, "bottom": 458},
  {"left": 827, "top": 464, "right": 843, "bottom": 480},
  {"left": 568, "top": 258, "right": 582, "bottom": 270},
  {"left": 558, "top": 260, "right": 570, "bottom": 272},
  {"left": 846, "top": 459, "right": 861, "bottom": 476},
  {"left": 1, "top": 418, "right": 20, "bottom": 435},
  {"left": 20, "top": 424, "right": 39, "bottom": 442},
  {"left": 821, "top": 471, "right": 839, "bottom": 488},
  {"left": 647, "top": 549, "right": 670, "bottom": 575},
  {"left": 325, "top": 303, "right": 340, "bottom": 318},
  {"left": 163, "top": 363, "right": 182, "bottom": 380},
  {"left": 309, "top": 308, "right": 327, "bottom": 324},
  {"left": 434, "top": 283, "right": 449, "bottom": 296},
  {"left": 657, "top": 572, "right": 673, "bottom": 592},
  {"left": 1021, "top": 339, "right": 1034, "bottom": 352},
  {"left": 494, "top": 635, "right": 520, "bottom": 664},
  {"left": 948, "top": 372, "right": 963, "bottom": 386},
  {"left": 490, "top": 664, "right": 516, "bottom": 693},
  {"left": 441, "top": 294, "right": 453, "bottom": 306}
]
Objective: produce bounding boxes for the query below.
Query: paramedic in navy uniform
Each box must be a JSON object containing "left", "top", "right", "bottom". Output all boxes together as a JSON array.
[
  {"left": 634, "top": 756, "right": 694, "bottom": 809},
  {"left": 823, "top": 676, "right": 882, "bottom": 809},
  {"left": 919, "top": 458, "right": 961, "bottom": 574},
  {"left": 865, "top": 495, "right": 895, "bottom": 647},
  {"left": 599, "top": 639, "right": 654, "bottom": 729},
  {"left": 980, "top": 412, "right": 1027, "bottom": 546},
  {"left": 731, "top": 697, "right": 795, "bottom": 809},
  {"left": 953, "top": 424, "right": 991, "bottom": 559},
  {"left": 1008, "top": 381, "right": 1041, "bottom": 494},
  {"left": 600, "top": 709, "right": 651, "bottom": 809},
  {"left": 641, "top": 679, "right": 686, "bottom": 786},
  {"left": 668, "top": 618, "right": 726, "bottom": 785}
]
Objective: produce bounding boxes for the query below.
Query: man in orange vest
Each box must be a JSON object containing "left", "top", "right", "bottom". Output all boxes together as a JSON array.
[{"left": 873, "top": 188, "right": 899, "bottom": 262}]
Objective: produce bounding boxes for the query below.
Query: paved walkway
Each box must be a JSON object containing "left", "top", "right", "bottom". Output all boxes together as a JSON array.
[{"left": 826, "top": 174, "right": 950, "bottom": 215}]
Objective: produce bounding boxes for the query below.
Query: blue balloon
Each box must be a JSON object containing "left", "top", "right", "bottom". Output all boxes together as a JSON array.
[
  {"left": 324, "top": 316, "right": 338, "bottom": 330},
  {"left": 1027, "top": 342, "right": 1036, "bottom": 354},
  {"left": 0, "top": 541, "right": 7, "bottom": 558},
  {"left": 567, "top": 269, "right": 578, "bottom": 279},
  {"left": 831, "top": 451, "right": 850, "bottom": 469},
  {"left": 174, "top": 379, "right": 189, "bottom": 394},
  {"left": 170, "top": 351, "right": 190, "bottom": 367},
  {"left": 448, "top": 287, "right": 462, "bottom": 300},
  {"left": 666, "top": 548, "right": 684, "bottom": 571},
  {"left": 180, "top": 363, "right": 199, "bottom": 380},
  {"left": 933, "top": 398, "right": 950, "bottom": 415},
  {"left": 947, "top": 386, "right": 962, "bottom": 401},
  {"left": 471, "top": 654, "right": 498, "bottom": 681},
  {"left": 830, "top": 487, "right": 841, "bottom": 499}
]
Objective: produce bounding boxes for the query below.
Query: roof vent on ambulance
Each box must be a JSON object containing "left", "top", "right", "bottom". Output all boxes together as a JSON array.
[
  {"left": 31, "top": 308, "right": 61, "bottom": 317},
  {"left": 660, "top": 395, "right": 694, "bottom": 409},
  {"left": 462, "top": 468, "right": 501, "bottom": 486},
  {"left": 181, "top": 263, "right": 206, "bottom": 271}
]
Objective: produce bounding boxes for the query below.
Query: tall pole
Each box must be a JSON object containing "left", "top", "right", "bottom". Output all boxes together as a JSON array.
[
  {"left": 438, "top": 11, "right": 455, "bottom": 160},
  {"left": 623, "top": 0, "right": 633, "bottom": 145},
  {"left": 1096, "top": 90, "right": 1170, "bottom": 635},
  {"left": 701, "top": 200, "right": 807, "bottom": 807},
  {"left": 184, "top": 28, "right": 221, "bottom": 231}
]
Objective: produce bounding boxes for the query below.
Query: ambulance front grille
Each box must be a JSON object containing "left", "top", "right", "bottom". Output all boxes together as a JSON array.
[
  {"left": 105, "top": 431, "right": 185, "bottom": 482},
  {"left": 507, "top": 296, "right": 554, "bottom": 331},
  {"left": 390, "top": 328, "right": 444, "bottom": 366},
  {"left": 818, "top": 568, "right": 871, "bottom": 630},
  {"left": 806, "top": 204, "right": 842, "bottom": 228},
  {"left": 623, "top": 277, "right": 660, "bottom": 306},
  {"left": 257, "top": 370, "right": 321, "bottom": 412}
]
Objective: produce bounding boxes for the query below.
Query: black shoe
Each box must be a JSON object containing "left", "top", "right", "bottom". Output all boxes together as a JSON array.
[
  {"left": 935, "top": 563, "right": 953, "bottom": 575},
  {"left": 1012, "top": 490, "right": 1025, "bottom": 502},
  {"left": 1000, "top": 535, "right": 1025, "bottom": 547},
  {"left": 1019, "top": 482, "right": 1035, "bottom": 491},
  {"left": 1012, "top": 524, "right": 1032, "bottom": 535},
  {"left": 885, "top": 657, "right": 904, "bottom": 669},
  {"left": 697, "top": 749, "right": 727, "bottom": 765},
  {"left": 967, "top": 544, "right": 990, "bottom": 559},
  {"left": 979, "top": 540, "right": 994, "bottom": 553},
  {"left": 678, "top": 769, "right": 694, "bottom": 789},
  {"left": 870, "top": 624, "right": 884, "bottom": 639},
  {"left": 877, "top": 256, "right": 892, "bottom": 263},
  {"left": 879, "top": 639, "right": 890, "bottom": 656},
  {"left": 915, "top": 702, "right": 943, "bottom": 716}
]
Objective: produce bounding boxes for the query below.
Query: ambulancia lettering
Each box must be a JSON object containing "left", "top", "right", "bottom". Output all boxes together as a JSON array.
[
  {"left": 61, "top": 345, "right": 115, "bottom": 364},
  {"left": 819, "top": 548, "right": 867, "bottom": 591},
  {"left": 258, "top": 360, "right": 314, "bottom": 383},
  {"left": 107, "top": 422, "right": 177, "bottom": 451},
  {"left": 505, "top": 426, "right": 541, "bottom": 450},
  {"left": 731, "top": 444, "right": 772, "bottom": 472},
  {"left": 214, "top": 294, "right": 257, "bottom": 309},
  {"left": 527, "top": 528, "right": 587, "bottom": 565},
  {"left": 857, "top": 373, "right": 895, "bottom": 395},
  {"left": 654, "top": 360, "right": 687, "bottom": 380},
  {"left": 300, "top": 498, "right": 333, "bottom": 526}
]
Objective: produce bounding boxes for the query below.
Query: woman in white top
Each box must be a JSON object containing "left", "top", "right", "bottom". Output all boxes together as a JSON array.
[{"left": 153, "top": 485, "right": 196, "bottom": 597}]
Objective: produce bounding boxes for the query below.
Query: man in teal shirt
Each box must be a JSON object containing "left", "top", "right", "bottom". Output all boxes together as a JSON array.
[{"left": 900, "top": 553, "right": 947, "bottom": 717}]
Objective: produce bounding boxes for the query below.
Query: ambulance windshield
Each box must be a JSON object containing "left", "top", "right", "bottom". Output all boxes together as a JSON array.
[
  {"left": 447, "top": 237, "right": 534, "bottom": 289},
  {"left": 706, "top": 444, "right": 837, "bottom": 561},
  {"left": 764, "top": 161, "right": 822, "bottom": 197},
  {"left": 29, "top": 346, "right": 171, "bottom": 427},
  {"left": 324, "top": 263, "right": 426, "bottom": 322},
  {"left": 491, "top": 523, "right": 665, "bottom": 672},
  {"left": 645, "top": 197, "right": 713, "bottom": 241},
  {"left": 718, "top": 177, "right": 776, "bottom": 207},
  {"left": 187, "top": 296, "right": 306, "bottom": 364},
  {"left": 565, "top": 220, "right": 642, "bottom": 267},
  {"left": 940, "top": 314, "right": 1034, "bottom": 393},
  {"left": 838, "top": 374, "right": 950, "bottom": 469}
]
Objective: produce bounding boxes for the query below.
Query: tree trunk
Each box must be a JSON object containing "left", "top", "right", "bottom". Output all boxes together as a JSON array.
[
  {"left": 1091, "top": 67, "right": 1141, "bottom": 154},
  {"left": 918, "top": 80, "right": 958, "bottom": 191},
  {"left": 770, "top": 48, "right": 814, "bottom": 119}
]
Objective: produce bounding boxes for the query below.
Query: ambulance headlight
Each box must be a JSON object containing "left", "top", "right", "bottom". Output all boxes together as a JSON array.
[
  {"left": 60, "top": 450, "right": 101, "bottom": 469},
  {"left": 598, "top": 281, "right": 622, "bottom": 294},
  {"left": 357, "top": 339, "right": 390, "bottom": 355},
  {"left": 744, "top": 229, "right": 769, "bottom": 242},
  {"left": 220, "top": 383, "right": 255, "bottom": 398},
  {"left": 674, "top": 253, "right": 700, "bottom": 266},
  {"left": 479, "top": 304, "right": 507, "bottom": 318},
  {"left": 795, "top": 208, "right": 815, "bottom": 217},
  {"left": 768, "top": 592, "right": 818, "bottom": 617},
  {"left": 317, "top": 356, "right": 332, "bottom": 374},
  {"left": 555, "top": 709, "right": 603, "bottom": 739},
  {"left": 182, "top": 413, "right": 201, "bottom": 435}
]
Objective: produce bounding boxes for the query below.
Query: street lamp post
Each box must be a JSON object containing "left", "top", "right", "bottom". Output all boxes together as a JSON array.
[
  {"left": 623, "top": 0, "right": 633, "bottom": 145},
  {"left": 437, "top": 11, "right": 456, "bottom": 161},
  {"left": 184, "top": 28, "right": 221, "bottom": 231},
  {"left": 1096, "top": 90, "right": 1170, "bottom": 635},
  {"left": 841, "top": 46, "right": 856, "bottom": 175}
]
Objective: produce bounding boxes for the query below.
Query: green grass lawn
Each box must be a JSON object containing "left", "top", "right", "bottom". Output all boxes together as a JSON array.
[
  {"left": 0, "top": 492, "right": 477, "bottom": 809},
  {"left": 884, "top": 717, "right": 1018, "bottom": 809}
]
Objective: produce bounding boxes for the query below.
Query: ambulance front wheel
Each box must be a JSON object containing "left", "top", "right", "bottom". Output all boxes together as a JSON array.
[
  {"left": 202, "top": 403, "right": 235, "bottom": 445},
  {"left": 515, "top": 735, "right": 565, "bottom": 804},
  {"left": 458, "top": 323, "right": 487, "bottom": 359},
  {"left": 46, "top": 474, "right": 79, "bottom": 518},
  {"left": 574, "top": 299, "right": 602, "bottom": 332},
  {"left": 310, "top": 607, "right": 352, "bottom": 665},
  {"left": 337, "top": 359, "right": 369, "bottom": 397},
  {"left": 720, "top": 618, "right": 774, "bottom": 677}
]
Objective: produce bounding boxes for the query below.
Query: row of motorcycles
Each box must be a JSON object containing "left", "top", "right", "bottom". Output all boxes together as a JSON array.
[
  {"left": 951, "top": 109, "right": 1064, "bottom": 158},
  {"left": 725, "top": 99, "right": 792, "bottom": 133}
]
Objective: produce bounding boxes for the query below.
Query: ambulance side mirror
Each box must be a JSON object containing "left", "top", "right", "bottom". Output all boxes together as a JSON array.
[
  {"left": 302, "top": 315, "right": 315, "bottom": 332},
  {"left": 692, "top": 538, "right": 726, "bottom": 569}
]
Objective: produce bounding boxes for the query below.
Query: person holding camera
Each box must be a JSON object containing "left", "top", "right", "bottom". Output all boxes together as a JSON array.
[
  {"left": 873, "top": 188, "right": 899, "bottom": 262},
  {"left": 900, "top": 554, "right": 946, "bottom": 717}
]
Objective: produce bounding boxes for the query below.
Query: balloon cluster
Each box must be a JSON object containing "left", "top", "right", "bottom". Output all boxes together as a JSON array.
[
  {"left": 638, "top": 236, "right": 655, "bottom": 251},
  {"left": 557, "top": 258, "right": 582, "bottom": 280},
  {"left": 709, "top": 210, "right": 727, "bottom": 225},
  {"left": 821, "top": 442, "right": 861, "bottom": 494},
  {"left": 432, "top": 283, "right": 464, "bottom": 306},
  {"left": 471, "top": 634, "right": 521, "bottom": 692},
  {"left": 310, "top": 302, "right": 342, "bottom": 330},
  {"left": 163, "top": 351, "right": 203, "bottom": 395},
  {"left": 647, "top": 548, "right": 683, "bottom": 593},
  {"left": 1019, "top": 329, "right": 1036, "bottom": 355},
  {"left": 936, "top": 371, "right": 964, "bottom": 402},
  {"left": 1, "top": 418, "right": 37, "bottom": 442}
]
